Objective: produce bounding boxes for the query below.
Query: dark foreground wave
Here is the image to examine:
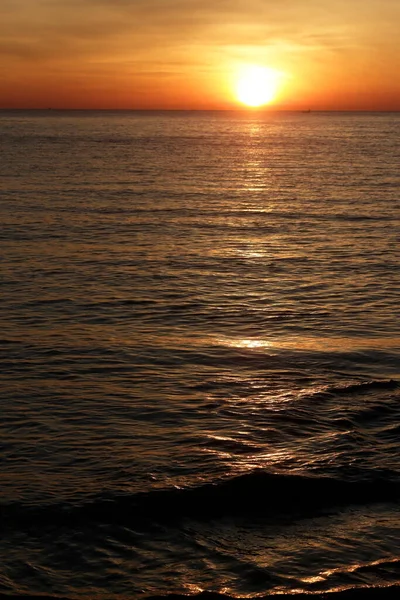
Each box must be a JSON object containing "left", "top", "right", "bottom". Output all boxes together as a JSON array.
[
  {"left": 2, "top": 584, "right": 400, "bottom": 600},
  {"left": 2, "top": 468, "right": 400, "bottom": 530}
]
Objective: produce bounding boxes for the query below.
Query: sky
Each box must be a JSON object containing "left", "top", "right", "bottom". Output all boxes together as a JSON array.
[{"left": 1, "top": 0, "right": 399, "bottom": 110}]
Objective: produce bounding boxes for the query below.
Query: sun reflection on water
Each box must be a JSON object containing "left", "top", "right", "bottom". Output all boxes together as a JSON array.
[
  {"left": 216, "top": 334, "right": 400, "bottom": 353},
  {"left": 233, "top": 338, "right": 274, "bottom": 350}
]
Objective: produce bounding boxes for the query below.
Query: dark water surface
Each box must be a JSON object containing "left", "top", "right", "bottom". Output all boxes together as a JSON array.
[{"left": 1, "top": 110, "right": 400, "bottom": 599}]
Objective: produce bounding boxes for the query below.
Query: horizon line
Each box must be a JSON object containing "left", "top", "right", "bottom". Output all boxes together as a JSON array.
[{"left": 1, "top": 107, "right": 400, "bottom": 113}]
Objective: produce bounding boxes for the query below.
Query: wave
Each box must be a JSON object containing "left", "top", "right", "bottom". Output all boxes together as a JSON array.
[
  {"left": 146, "top": 587, "right": 400, "bottom": 600},
  {"left": 319, "top": 380, "right": 399, "bottom": 396},
  {"left": 2, "top": 469, "right": 399, "bottom": 530},
  {"left": 1, "top": 585, "right": 400, "bottom": 600}
]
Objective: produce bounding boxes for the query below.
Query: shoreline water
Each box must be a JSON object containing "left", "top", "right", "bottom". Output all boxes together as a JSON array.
[{"left": 2, "top": 585, "right": 400, "bottom": 600}]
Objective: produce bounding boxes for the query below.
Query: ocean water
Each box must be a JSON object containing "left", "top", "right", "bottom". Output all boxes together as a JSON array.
[{"left": 0, "top": 109, "right": 400, "bottom": 600}]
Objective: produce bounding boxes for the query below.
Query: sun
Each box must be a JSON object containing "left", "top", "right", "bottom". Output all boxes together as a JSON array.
[{"left": 236, "top": 66, "right": 281, "bottom": 107}]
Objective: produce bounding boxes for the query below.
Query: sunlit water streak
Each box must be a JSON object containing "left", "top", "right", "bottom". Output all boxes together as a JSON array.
[{"left": 0, "top": 110, "right": 400, "bottom": 600}]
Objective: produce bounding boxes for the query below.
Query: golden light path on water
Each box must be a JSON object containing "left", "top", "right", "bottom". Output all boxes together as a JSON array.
[
  {"left": 222, "top": 336, "right": 400, "bottom": 352},
  {"left": 110, "top": 332, "right": 399, "bottom": 354}
]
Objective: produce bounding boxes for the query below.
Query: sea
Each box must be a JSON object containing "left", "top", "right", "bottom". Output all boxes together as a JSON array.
[{"left": 1, "top": 109, "right": 400, "bottom": 600}]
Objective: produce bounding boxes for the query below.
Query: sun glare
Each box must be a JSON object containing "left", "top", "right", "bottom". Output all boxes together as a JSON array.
[{"left": 236, "top": 66, "right": 281, "bottom": 107}]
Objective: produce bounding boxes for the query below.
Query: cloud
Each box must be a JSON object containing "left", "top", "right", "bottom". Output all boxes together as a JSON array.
[{"left": 0, "top": 0, "right": 342, "bottom": 61}]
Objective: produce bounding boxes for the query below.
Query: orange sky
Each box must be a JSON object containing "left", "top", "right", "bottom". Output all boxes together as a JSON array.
[{"left": 1, "top": 0, "right": 399, "bottom": 110}]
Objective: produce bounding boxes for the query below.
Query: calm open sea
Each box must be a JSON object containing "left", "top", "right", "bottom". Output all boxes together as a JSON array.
[{"left": 1, "top": 110, "right": 400, "bottom": 600}]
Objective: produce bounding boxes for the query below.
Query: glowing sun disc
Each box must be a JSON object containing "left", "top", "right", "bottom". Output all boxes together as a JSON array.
[{"left": 236, "top": 66, "right": 280, "bottom": 107}]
